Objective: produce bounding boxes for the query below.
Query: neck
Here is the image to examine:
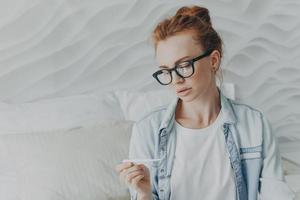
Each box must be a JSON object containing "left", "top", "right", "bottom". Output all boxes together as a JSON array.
[{"left": 176, "top": 86, "right": 221, "bottom": 127}]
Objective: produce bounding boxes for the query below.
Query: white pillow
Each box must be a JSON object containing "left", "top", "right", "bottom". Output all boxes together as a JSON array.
[
  {"left": 115, "top": 83, "right": 235, "bottom": 121},
  {"left": 114, "top": 89, "right": 175, "bottom": 121},
  {"left": 0, "top": 120, "right": 133, "bottom": 200},
  {"left": 0, "top": 92, "right": 123, "bottom": 133}
]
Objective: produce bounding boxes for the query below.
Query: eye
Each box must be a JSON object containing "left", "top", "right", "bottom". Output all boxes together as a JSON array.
[
  {"left": 178, "top": 61, "right": 191, "bottom": 68},
  {"left": 161, "top": 69, "right": 170, "bottom": 75},
  {"left": 155, "top": 69, "right": 171, "bottom": 78}
]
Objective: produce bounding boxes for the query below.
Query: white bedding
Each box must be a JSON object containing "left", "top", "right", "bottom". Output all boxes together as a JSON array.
[{"left": 0, "top": 120, "right": 133, "bottom": 200}]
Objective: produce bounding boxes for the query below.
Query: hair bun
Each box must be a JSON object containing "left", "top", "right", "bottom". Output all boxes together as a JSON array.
[{"left": 175, "top": 6, "right": 211, "bottom": 26}]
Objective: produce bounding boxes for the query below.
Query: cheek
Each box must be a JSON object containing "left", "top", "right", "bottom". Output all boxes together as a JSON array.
[
  {"left": 196, "top": 63, "right": 212, "bottom": 77},
  {"left": 192, "top": 68, "right": 206, "bottom": 81},
  {"left": 190, "top": 66, "right": 212, "bottom": 85}
]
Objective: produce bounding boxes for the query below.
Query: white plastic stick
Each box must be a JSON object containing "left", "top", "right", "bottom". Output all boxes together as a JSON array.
[{"left": 122, "top": 158, "right": 162, "bottom": 163}]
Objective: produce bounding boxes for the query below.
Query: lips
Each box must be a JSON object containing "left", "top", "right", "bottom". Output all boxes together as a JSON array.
[{"left": 176, "top": 88, "right": 191, "bottom": 93}]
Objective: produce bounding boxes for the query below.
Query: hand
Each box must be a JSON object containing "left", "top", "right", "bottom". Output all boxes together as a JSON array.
[{"left": 115, "top": 162, "right": 152, "bottom": 197}]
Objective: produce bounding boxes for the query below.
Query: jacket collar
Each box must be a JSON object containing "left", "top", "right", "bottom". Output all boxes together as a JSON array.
[{"left": 158, "top": 87, "right": 237, "bottom": 134}]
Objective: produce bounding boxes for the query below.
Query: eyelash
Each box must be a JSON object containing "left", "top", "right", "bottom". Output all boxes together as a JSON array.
[{"left": 161, "top": 61, "right": 190, "bottom": 69}]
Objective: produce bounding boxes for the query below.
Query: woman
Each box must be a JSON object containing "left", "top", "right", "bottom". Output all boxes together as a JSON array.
[{"left": 115, "top": 5, "right": 295, "bottom": 200}]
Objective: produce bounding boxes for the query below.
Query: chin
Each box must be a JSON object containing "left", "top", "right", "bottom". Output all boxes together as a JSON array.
[
  {"left": 177, "top": 92, "right": 195, "bottom": 102},
  {"left": 179, "top": 96, "right": 194, "bottom": 103}
]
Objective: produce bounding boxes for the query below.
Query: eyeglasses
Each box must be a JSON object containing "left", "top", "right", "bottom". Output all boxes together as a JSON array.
[{"left": 152, "top": 49, "right": 213, "bottom": 85}]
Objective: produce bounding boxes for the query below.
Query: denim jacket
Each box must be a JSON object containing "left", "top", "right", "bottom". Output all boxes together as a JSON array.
[{"left": 128, "top": 90, "right": 295, "bottom": 200}]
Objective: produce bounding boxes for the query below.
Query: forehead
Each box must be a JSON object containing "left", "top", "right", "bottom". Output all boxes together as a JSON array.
[{"left": 156, "top": 32, "right": 202, "bottom": 67}]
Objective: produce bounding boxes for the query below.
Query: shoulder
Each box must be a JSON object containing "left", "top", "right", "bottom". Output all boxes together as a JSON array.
[
  {"left": 135, "top": 104, "right": 168, "bottom": 131},
  {"left": 227, "top": 98, "right": 271, "bottom": 145},
  {"left": 129, "top": 104, "right": 169, "bottom": 152},
  {"left": 229, "top": 98, "right": 265, "bottom": 121}
]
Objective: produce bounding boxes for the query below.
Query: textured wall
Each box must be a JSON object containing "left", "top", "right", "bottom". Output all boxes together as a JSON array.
[
  {"left": 0, "top": 0, "right": 300, "bottom": 169},
  {"left": 0, "top": 0, "right": 300, "bottom": 195}
]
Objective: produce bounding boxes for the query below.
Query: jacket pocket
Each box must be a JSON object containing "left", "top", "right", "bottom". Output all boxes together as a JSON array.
[{"left": 240, "top": 145, "right": 262, "bottom": 161}]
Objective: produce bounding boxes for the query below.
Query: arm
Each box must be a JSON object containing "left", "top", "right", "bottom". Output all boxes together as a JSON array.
[
  {"left": 258, "top": 114, "right": 296, "bottom": 199},
  {"left": 128, "top": 123, "right": 159, "bottom": 200}
]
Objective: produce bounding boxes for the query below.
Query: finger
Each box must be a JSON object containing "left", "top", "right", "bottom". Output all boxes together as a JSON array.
[
  {"left": 119, "top": 166, "right": 141, "bottom": 183},
  {"left": 139, "top": 164, "right": 146, "bottom": 172},
  {"left": 126, "top": 164, "right": 144, "bottom": 174},
  {"left": 115, "top": 162, "right": 133, "bottom": 172},
  {"left": 119, "top": 164, "right": 144, "bottom": 184},
  {"left": 119, "top": 168, "right": 129, "bottom": 182},
  {"left": 126, "top": 169, "right": 144, "bottom": 184},
  {"left": 141, "top": 164, "right": 150, "bottom": 174},
  {"left": 131, "top": 174, "right": 145, "bottom": 186},
  {"left": 115, "top": 162, "right": 133, "bottom": 173}
]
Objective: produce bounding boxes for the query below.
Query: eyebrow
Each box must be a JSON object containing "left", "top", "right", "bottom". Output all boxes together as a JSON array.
[{"left": 159, "top": 56, "right": 190, "bottom": 69}]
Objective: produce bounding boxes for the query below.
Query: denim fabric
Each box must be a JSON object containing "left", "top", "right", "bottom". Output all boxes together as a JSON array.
[{"left": 128, "top": 89, "right": 295, "bottom": 200}]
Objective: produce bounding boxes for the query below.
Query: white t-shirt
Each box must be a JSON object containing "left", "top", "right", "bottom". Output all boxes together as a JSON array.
[{"left": 170, "top": 109, "right": 236, "bottom": 200}]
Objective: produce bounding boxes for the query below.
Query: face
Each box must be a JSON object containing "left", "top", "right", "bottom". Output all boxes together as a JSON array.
[{"left": 155, "top": 31, "right": 220, "bottom": 102}]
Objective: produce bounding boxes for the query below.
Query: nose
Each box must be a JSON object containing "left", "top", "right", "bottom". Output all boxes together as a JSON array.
[{"left": 171, "top": 70, "right": 184, "bottom": 84}]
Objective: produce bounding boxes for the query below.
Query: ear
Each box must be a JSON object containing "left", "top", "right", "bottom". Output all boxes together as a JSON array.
[{"left": 210, "top": 50, "right": 221, "bottom": 72}]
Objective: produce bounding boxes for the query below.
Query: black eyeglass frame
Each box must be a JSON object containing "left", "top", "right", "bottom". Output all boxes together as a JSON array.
[{"left": 152, "top": 49, "right": 214, "bottom": 85}]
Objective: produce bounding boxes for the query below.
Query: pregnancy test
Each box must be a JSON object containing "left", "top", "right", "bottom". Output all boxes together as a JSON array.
[{"left": 122, "top": 158, "right": 162, "bottom": 163}]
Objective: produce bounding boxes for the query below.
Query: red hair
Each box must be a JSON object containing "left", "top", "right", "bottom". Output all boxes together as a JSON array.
[{"left": 152, "top": 5, "right": 223, "bottom": 58}]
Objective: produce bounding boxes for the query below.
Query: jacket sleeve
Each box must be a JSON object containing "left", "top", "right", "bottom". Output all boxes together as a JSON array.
[
  {"left": 258, "top": 114, "right": 296, "bottom": 199},
  {"left": 128, "top": 123, "right": 159, "bottom": 200}
]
